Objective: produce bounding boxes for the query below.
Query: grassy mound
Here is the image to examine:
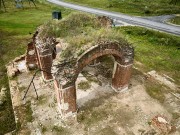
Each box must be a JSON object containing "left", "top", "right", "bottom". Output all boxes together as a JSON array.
[{"left": 39, "top": 12, "right": 130, "bottom": 58}]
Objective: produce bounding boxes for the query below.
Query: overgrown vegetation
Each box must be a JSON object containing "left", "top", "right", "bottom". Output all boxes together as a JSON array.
[
  {"left": 0, "top": 0, "right": 71, "bottom": 134},
  {"left": 40, "top": 14, "right": 180, "bottom": 85},
  {"left": 13, "top": 101, "right": 33, "bottom": 134},
  {"left": 65, "top": 0, "right": 180, "bottom": 16},
  {"left": 0, "top": 1, "right": 180, "bottom": 133},
  {"left": 52, "top": 125, "right": 69, "bottom": 134},
  {"left": 144, "top": 79, "right": 166, "bottom": 103},
  {"left": 39, "top": 12, "right": 130, "bottom": 59},
  {"left": 169, "top": 16, "right": 180, "bottom": 25},
  {"left": 78, "top": 81, "right": 91, "bottom": 90}
]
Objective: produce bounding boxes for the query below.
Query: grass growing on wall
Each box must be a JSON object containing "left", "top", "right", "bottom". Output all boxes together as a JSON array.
[
  {"left": 39, "top": 12, "right": 180, "bottom": 86},
  {"left": 0, "top": 0, "right": 71, "bottom": 134}
]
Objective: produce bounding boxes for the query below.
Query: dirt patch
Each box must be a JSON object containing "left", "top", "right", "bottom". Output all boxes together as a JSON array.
[{"left": 7, "top": 58, "right": 180, "bottom": 134}]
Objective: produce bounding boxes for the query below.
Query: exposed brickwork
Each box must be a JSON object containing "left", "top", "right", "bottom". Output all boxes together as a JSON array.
[
  {"left": 27, "top": 32, "right": 57, "bottom": 81},
  {"left": 54, "top": 41, "right": 134, "bottom": 118},
  {"left": 39, "top": 54, "right": 53, "bottom": 80},
  {"left": 25, "top": 42, "right": 38, "bottom": 69},
  {"left": 61, "top": 86, "right": 76, "bottom": 115},
  {"left": 151, "top": 115, "right": 176, "bottom": 134},
  {"left": 25, "top": 15, "right": 134, "bottom": 120},
  {"left": 112, "top": 62, "right": 133, "bottom": 91}
]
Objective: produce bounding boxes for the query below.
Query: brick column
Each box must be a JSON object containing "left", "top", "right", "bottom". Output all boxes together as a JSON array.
[
  {"left": 55, "top": 83, "right": 77, "bottom": 119},
  {"left": 112, "top": 61, "right": 133, "bottom": 92},
  {"left": 39, "top": 54, "right": 53, "bottom": 80},
  {"left": 26, "top": 42, "right": 38, "bottom": 69}
]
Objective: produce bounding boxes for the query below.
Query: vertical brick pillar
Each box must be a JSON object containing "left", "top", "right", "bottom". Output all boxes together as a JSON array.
[
  {"left": 39, "top": 53, "right": 53, "bottom": 80},
  {"left": 55, "top": 83, "right": 77, "bottom": 119},
  {"left": 112, "top": 61, "right": 133, "bottom": 92},
  {"left": 26, "top": 42, "right": 38, "bottom": 69}
]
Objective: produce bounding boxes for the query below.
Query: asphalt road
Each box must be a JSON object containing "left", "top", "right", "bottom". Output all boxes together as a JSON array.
[{"left": 47, "top": 0, "right": 180, "bottom": 36}]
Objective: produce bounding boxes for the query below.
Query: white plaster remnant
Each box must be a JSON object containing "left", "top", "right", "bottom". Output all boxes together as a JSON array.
[
  {"left": 147, "top": 70, "right": 178, "bottom": 90},
  {"left": 28, "top": 50, "right": 35, "bottom": 55},
  {"left": 157, "top": 116, "right": 168, "bottom": 123},
  {"left": 112, "top": 61, "right": 117, "bottom": 78},
  {"left": 111, "top": 85, "right": 128, "bottom": 93},
  {"left": 62, "top": 103, "right": 69, "bottom": 111},
  {"left": 17, "top": 60, "right": 27, "bottom": 72}
]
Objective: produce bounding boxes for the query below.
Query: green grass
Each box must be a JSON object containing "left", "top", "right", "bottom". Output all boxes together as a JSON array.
[
  {"left": 78, "top": 81, "right": 91, "bottom": 90},
  {"left": 0, "top": 0, "right": 71, "bottom": 134},
  {"left": 40, "top": 12, "right": 180, "bottom": 85},
  {"left": 144, "top": 79, "right": 166, "bottom": 103},
  {"left": 119, "top": 26, "right": 180, "bottom": 84},
  {"left": 52, "top": 126, "right": 70, "bottom": 134},
  {"left": 39, "top": 12, "right": 129, "bottom": 59},
  {"left": 169, "top": 16, "right": 180, "bottom": 25},
  {"left": 24, "top": 101, "right": 34, "bottom": 122},
  {"left": 65, "top": 0, "right": 180, "bottom": 16},
  {"left": 0, "top": 3, "right": 179, "bottom": 133}
]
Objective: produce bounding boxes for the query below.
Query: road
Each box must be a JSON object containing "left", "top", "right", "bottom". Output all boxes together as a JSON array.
[{"left": 47, "top": 0, "right": 180, "bottom": 36}]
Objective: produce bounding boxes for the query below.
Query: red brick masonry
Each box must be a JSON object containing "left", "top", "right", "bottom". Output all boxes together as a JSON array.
[{"left": 54, "top": 41, "right": 134, "bottom": 119}]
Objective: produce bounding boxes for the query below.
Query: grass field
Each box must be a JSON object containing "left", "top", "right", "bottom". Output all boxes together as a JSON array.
[
  {"left": 0, "top": 0, "right": 71, "bottom": 134},
  {"left": 0, "top": 1, "right": 180, "bottom": 134},
  {"left": 119, "top": 26, "right": 180, "bottom": 84},
  {"left": 65, "top": 0, "right": 180, "bottom": 16}
]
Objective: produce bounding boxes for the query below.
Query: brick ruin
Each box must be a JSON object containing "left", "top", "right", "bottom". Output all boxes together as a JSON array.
[
  {"left": 25, "top": 16, "right": 134, "bottom": 119},
  {"left": 26, "top": 31, "right": 56, "bottom": 80},
  {"left": 53, "top": 41, "right": 134, "bottom": 118}
]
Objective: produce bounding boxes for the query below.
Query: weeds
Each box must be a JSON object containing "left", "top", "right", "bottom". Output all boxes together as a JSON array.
[
  {"left": 169, "top": 16, "right": 180, "bottom": 25},
  {"left": 78, "top": 81, "right": 91, "bottom": 90},
  {"left": 144, "top": 79, "right": 166, "bottom": 103},
  {"left": 52, "top": 126, "right": 69, "bottom": 134}
]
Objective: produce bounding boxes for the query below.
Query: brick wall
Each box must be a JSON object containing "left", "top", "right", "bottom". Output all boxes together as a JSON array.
[
  {"left": 54, "top": 41, "right": 134, "bottom": 119},
  {"left": 25, "top": 42, "right": 38, "bottom": 70}
]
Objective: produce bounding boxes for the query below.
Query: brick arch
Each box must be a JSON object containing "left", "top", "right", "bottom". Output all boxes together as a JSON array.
[{"left": 54, "top": 41, "right": 134, "bottom": 119}]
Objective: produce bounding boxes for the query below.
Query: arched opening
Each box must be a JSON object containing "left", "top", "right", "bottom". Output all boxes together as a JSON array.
[
  {"left": 76, "top": 55, "right": 115, "bottom": 108},
  {"left": 53, "top": 41, "right": 134, "bottom": 119}
]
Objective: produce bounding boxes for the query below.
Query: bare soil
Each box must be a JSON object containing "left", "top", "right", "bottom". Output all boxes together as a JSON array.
[{"left": 7, "top": 59, "right": 180, "bottom": 135}]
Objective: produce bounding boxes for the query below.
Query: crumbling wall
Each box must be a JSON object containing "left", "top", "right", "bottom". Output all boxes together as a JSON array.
[
  {"left": 24, "top": 14, "right": 134, "bottom": 119},
  {"left": 35, "top": 36, "right": 57, "bottom": 80},
  {"left": 53, "top": 41, "right": 134, "bottom": 119},
  {"left": 25, "top": 30, "right": 57, "bottom": 81},
  {"left": 25, "top": 42, "right": 38, "bottom": 70}
]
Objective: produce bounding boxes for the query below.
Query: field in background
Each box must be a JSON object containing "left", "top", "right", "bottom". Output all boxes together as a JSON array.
[
  {"left": 0, "top": 0, "right": 180, "bottom": 134},
  {"left": 0, "top": 0, "right": 71, "bottom": 134},
  {"left": 119, "top": 26, "right": 180, "bottom": 84},
  {"left": 65, "top": 0, "right": 180, "bottom": 16}
]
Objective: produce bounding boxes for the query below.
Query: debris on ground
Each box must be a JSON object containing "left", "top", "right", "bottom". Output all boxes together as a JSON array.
[{"left": 151, "top": 115, "right": 176, "bottom": 134}]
